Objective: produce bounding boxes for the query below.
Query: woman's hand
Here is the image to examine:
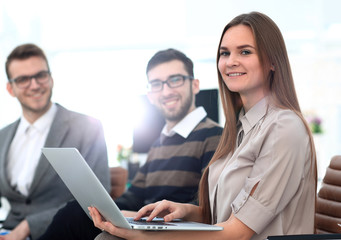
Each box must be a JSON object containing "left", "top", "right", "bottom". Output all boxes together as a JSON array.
[
  {"left": 88, "top": 207, "right": 146, "bottom": 240},
  {"left": 134, "top": 200, "right": 196, "bottom": 222},
  {"left": 121, "top": 210, "right": 137, "bottom": 217}
]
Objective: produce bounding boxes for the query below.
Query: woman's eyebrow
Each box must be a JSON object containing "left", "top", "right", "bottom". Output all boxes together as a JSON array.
[
  {"left": 237, "top": 44, "right": 255, "bottom": 49},
  {"left": 219, "top": 44, "right": 255, "bottom": 50}
]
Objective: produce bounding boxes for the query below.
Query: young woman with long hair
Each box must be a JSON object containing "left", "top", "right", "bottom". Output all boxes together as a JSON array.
[{"left": 89, "top": 11, "right": 317, "bottom": 240}]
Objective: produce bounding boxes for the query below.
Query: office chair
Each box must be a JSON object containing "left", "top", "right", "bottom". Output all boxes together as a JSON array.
[
  {"left": 109, "top": 167, "right": 128, "bottom": 199},
  {"left": 268, "top": 155, "right": 341, "bottom": 239},
  {"left": 316, "top": 155, "right": 341, "bottom": 234}
]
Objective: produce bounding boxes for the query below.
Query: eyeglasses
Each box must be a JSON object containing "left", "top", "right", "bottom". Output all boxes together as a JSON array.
[
  {"left": 147, "top": 74, "right": 193, "bottom": 92},
  {"left": 9, "top": 70, "right": 51, "bottom": 89}
]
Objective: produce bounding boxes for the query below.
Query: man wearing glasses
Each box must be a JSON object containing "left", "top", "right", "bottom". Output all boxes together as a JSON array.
[
  {"left": 36, "top": 48, "right": 223, "bottom": 240},
  {"left": 0, "top": 43, "right": 110, "bottom": 240}
]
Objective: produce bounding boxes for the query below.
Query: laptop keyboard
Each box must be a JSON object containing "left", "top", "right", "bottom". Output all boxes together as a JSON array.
[{"left": 127, "top": 218, "right": 175, "bottom": 226}]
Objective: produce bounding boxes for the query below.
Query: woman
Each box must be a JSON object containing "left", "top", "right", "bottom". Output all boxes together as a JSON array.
[{"left": 89, "top": 11, "right": 317, "bottom": 240}]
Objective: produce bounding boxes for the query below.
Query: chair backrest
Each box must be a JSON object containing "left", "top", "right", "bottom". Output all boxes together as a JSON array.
[
  {"left": 316, "top": 155, "right": 341, "bottom": 234},
  {"left": 109, "top": 167, "right": 128, "bottom": 199}
]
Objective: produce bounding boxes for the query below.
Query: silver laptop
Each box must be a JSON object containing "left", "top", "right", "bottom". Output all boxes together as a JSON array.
[{"left": 42, "top": 147, "right": 223, "bottom": 231}]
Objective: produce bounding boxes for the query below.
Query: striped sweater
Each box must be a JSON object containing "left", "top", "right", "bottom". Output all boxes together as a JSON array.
[{"left": 115, "top": 117, "right": 222, "bottom": 211}]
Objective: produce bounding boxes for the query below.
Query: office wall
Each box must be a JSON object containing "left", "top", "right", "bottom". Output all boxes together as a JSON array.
[{"left": 0, "top": 0, "right": 340, "bottom": 176}]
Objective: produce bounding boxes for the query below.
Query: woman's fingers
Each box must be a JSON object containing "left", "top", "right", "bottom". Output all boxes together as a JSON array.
[
  {"left": 134, "top": 202, "right": 159, "bottom": 220},
  {"left": 89, "top": 207, "right": 145, "bottom": 240},
  {"left": 88, "top": 207, "right": 117, "bottom": 233},
  {"left": 146, "top": 200, "right": 172, "bottom": 221},
  {"left": 88, "top": 207, "right": 107, "bottom": 229},
  {"left": 135, "top": 200, "right": 182, "bottom": 222},
  {"left": 88, "top": 207, "right": 127, "bottom": 238}
]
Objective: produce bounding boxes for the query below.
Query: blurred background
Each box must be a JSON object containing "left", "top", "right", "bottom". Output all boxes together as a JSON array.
[{"left": 0, "top": 0, "right": 340, "bottom": 180}]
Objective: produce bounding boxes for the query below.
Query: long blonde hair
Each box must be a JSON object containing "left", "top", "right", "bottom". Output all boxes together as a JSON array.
[{"left": 199, "top": 11, "right": 317, "bottom": 224}]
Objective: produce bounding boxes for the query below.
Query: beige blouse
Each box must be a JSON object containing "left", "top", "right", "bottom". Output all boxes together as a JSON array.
[{"left": 209, "top": 98, "right": 315, "bottom": 240}]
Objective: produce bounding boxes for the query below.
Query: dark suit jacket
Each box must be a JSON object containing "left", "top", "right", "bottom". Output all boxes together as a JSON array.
[{"left": 0, "top": 104, "right": 110, "bottom": 239}]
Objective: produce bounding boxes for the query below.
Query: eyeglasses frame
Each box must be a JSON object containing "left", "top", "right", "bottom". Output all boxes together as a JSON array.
[
  {"left": 147, "top": 74, "right": 194, "bottom": 93},
  {"left": 9, "top": 70, "right": 51, "bottom": 89}
]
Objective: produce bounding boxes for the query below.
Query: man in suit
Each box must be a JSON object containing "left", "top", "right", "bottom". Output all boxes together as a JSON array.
[{"left": 0, "top": 43, "right": 110, "bottom": 240}]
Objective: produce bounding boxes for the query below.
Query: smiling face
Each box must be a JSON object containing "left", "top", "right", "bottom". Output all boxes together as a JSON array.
[
  {"left": 7, "top": 56, "right": 53, "bottom": 123},
  {"left": 147, "top": 60, "right": 199, "bottom": 129},
  {"left": 218, "top": 24, "right": 269, "bottom": 111}
]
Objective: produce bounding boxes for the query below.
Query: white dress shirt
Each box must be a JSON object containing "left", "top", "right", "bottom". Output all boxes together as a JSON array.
[
  {"left": 161, "top": 106, "right": 207, "bottom": 141},
  {"left": 7, "top": 103, "right": 57, "bottom": 196}
]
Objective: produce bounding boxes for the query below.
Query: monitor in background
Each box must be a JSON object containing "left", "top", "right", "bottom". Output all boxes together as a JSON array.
[
  {"left": 195, "top": 88, "right": 219, "bottom": 124},
  {"left": 132, "top": 88, "right": 219, "bottom": 154}
]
